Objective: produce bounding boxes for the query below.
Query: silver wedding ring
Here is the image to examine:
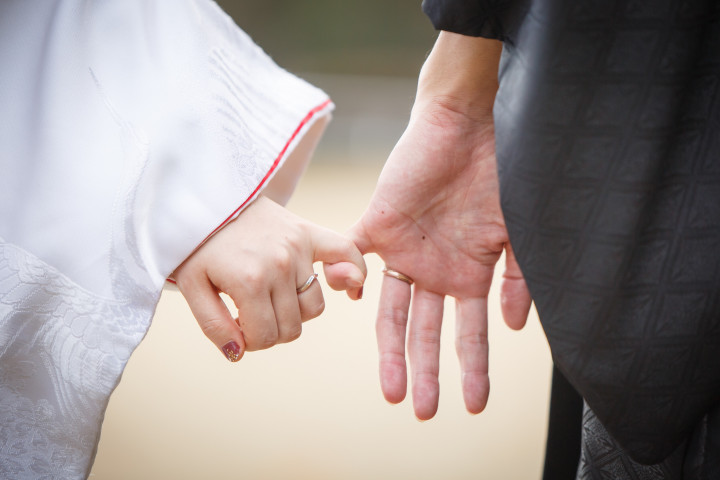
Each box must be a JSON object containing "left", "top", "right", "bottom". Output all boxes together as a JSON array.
[
  {"left": 382, "top": 267, "right": 414, "bottom": 285},
  {"left": 296, "top": 273, "right": 318, "bottom": 294}
]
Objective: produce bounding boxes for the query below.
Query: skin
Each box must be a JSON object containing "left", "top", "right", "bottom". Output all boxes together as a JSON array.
[
  {"left": 174, "top": 195, "right": 366, "bottom": 361},
  {"left": 329, "top": 32, "right": 533, "bottom": 419}
]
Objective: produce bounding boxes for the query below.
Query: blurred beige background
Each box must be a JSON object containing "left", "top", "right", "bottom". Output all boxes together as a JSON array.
[
  {"left": 90, "top": 163, "right": 553, "bottom": 480},
  {"left": 91, "top": 3, "right": 553, "bottom": 478}
]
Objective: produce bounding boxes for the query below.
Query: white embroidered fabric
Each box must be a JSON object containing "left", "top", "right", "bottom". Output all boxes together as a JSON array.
[
  {"left": 0, "top": 239, "right": 155, "bottom": 479},
  {"left": 0, "top": 0, "right": 332, "bottom": 477}
]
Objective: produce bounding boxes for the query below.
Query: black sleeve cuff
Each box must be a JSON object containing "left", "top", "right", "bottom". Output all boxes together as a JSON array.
[{"left": 421, "top": 0, "right": 522, "bottom": 41}]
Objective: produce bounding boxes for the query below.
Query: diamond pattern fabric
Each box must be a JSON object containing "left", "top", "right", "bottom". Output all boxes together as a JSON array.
[{"left": 423, "top": 0, "right": 720, "bottom": 473}]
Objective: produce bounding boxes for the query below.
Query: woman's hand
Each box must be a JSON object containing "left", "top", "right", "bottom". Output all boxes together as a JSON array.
[{"left": 173, "top": 196, "right": 366, "bottom": 362}]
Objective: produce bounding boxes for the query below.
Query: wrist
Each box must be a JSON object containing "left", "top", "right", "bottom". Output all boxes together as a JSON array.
[{"left": 414, "top": 31, "right": 502, "bottom": 122}]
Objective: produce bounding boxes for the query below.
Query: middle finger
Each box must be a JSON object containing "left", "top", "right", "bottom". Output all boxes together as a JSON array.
[
  {"left": 233, "top": 288, "right": 278, "bottom": 352},
  {"left": 269, "top": 272, "right": 305, "bottom": 344},
  {"left": 407, "top": 288, "right": 445, "bottom": 421}
]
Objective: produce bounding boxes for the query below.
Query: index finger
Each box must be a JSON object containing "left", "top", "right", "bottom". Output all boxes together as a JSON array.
[
  {"left": 176, "top": 273, "right": 246, "bottom": 363},
  {"left": 376, "top": 273, "right": 412, "bottom": 404}
]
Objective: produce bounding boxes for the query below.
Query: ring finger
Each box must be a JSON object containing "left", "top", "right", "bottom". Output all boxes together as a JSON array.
[{"left": 296, "top": 271, "right": 325, "bottom": 322}]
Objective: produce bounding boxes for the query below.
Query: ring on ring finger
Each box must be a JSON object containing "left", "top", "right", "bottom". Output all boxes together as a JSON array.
[
  {"left": 296, "top": 273, "right": 318, "bottom": 294},
  {"left": 382, "top": 267, "right": 414, "bottom": 285},
  {"left": 295, "top": 272, "right": 325, "bottom": 321}
]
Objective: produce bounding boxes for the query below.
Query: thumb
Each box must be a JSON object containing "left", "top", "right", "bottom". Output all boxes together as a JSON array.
[
  {"left": 309, "top": 224, "right": 367, "bottom": 300},
  {"left": 344, "top": 218, "right": 375, "bottom": 255},
  {"left": 500, "top": 244, "right": 532, "bottom": 330}
]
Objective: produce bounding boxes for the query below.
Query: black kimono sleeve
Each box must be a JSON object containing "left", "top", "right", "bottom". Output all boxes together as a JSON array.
[
  {"left": 421, "top": 0, "right": 526, "bottom": 41},
  {"left": 421, "top": 0, "right": 720, "bottom": 469}
]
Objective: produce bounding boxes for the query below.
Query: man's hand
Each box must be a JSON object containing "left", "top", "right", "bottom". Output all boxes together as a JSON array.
[{"left": 328, "top": 32, "right": 531, "bottom": 420}]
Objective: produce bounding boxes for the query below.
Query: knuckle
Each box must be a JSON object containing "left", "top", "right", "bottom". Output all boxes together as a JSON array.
[
  {"left": 243, "top": 269, "right": 265, "bottom": 288},
  {"left": 281, "top": 325, "right": 302, "bottom": 343},
  {"left": 255, "top": 331, "right": 278, "bottom": 350},
  {"left": 228, "top": 272, "right": 265, "bottom": 299},
  {"left": 273, "top": 250, "right": 293, "bottom": 273},
  {"left": 379, "top": 351, "right": 406, "bottom": 369},
  {"left": 410, "top": 326, "right": 441, "bottom": 345},
  {"left": 462, "top": 367, "right": 489, "bottom": 378},
  {"left": 239, "top": 317, "right": 278, "bottom": 351},
  {"left": 198, "top": 316, "right": 226, "bottom": 341},
  {"left": 413, "top": 371, "right": 440, "bottom": 388},
  {"left": 455, "top": 332, "right": 488, "bottom": 352},
  {"left": 377, "top": 306, "right": 408, "bottom": 328}
]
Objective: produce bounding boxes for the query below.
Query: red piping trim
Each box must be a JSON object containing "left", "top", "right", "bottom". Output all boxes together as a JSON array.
[
  {"left": 166, "top": 98, "right": 333, "bottom": 285},
  {"left": 206, "top": 98, "right": 332, "bottom": 241}
]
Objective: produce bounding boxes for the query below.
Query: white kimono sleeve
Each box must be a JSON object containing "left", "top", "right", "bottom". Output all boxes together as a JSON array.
[{"left": 0, "top": 1, "right": 332, "bottom": 478}]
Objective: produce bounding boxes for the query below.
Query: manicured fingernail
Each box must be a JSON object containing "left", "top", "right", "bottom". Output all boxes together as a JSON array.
[
  {"left": 222, "top": 341, "right": 242, "bottom": 362},
  {"left": 357, "top": 286, "right": 364, "bottom": 300}
]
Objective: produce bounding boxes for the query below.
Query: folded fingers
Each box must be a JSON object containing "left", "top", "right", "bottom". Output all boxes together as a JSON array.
[
  {"left": 234, "top": 269, "right": 325, "bottom": 352},
  {"left": 175, "top": 271, "right": 246, "bottom": 363}
]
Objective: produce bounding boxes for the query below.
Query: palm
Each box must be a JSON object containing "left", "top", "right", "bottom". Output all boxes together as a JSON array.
[
  {"left": 348, "top": 109, "right": 530, "bottom": 419},
  {"left": 357, "top": 114, "right": 506, "bottom": 298}
]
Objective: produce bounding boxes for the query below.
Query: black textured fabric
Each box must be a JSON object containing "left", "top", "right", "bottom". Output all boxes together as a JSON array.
[
  {"left": 577, "top": 404, "right": 720, "bottom": 479},
  {"left": 684, "top": 404, "right": 720, "bottom": 479},
  {"left": 577, "top": 403, "right": 688, "bottom": 479},
  {"left": 543, "top": 365, "right": 583, "bottom": 480},
  {"left": 423, "top": 0, "right": 720, "bottom": 472}
]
